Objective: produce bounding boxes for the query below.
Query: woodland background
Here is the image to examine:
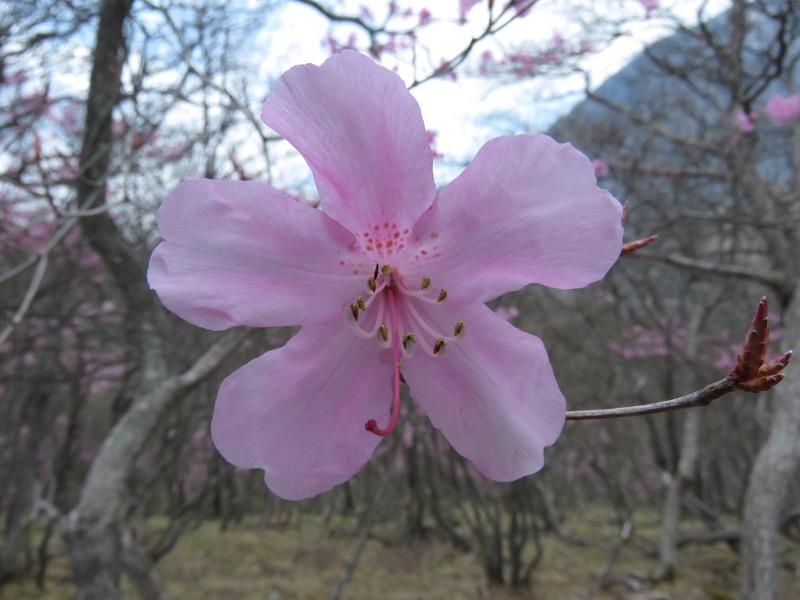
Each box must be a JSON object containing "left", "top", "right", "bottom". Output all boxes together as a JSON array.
[{"left": 1, "top": 1, "right": 799, "bottom": 599}]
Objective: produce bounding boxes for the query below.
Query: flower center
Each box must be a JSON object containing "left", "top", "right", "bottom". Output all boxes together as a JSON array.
[{"left": 345, "top": 264, "right": 466, "bottom": 437}]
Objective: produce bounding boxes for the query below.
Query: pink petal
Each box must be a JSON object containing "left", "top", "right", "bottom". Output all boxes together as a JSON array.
[
  {"left": 402, "top": 303, "right": 566, "bottom": 481},
  {"left": 211, "top": 319, "right": 393, "bottom": 500},
  {"left": 261, "top": 51, "right": 436, "bottom": 235},
  {"left": 409, "top": 135, "right": 623, "bottom": 303},
  {"left": 148, "top": 179, "right": 364, "bottom": 330}
]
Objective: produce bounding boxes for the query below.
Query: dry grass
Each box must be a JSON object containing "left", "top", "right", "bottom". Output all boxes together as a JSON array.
[{"left": 2, "top": 508, "right": 798, "bottom": 599}]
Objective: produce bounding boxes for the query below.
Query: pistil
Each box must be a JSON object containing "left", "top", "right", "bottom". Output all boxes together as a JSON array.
[{"left": 365, "top": 287, "right": 402, "bottom": 436}]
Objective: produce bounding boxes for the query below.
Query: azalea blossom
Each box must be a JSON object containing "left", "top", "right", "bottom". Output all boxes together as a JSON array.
[
  {"left": 148, "top": 51, "right": 623, "bottom": 500},
  {"left": 764, "top": 93, "right": 800, "bottom": 126},
  {"left": 592, "top": 158, "right": 610, "bottom": 178},
  {"left": 734, "top": 107, "right": 756, "bottom": 133}
]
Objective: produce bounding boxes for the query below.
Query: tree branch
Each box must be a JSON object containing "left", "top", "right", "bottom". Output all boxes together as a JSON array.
[
  {"left": 632, "top": 252, "right": 788, "bottom": 293},
  {"left": 566, "top": 376, "right": 739, "bottom": 421}
]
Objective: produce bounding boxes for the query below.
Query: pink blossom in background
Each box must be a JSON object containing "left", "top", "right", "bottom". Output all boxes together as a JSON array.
[
  {"left": 639, "top": 0, "right": 659, "bottom": 17},
  {"left": 460, "top": 0, "right": 482, "bottom": 19},
  {"left": 425, "top": 129, "right": 443, "bottom": 159},
  {"left": 512, "top": 1, "right": 533, "bottom": 18},
  {"left": 148, "top": 51, "right": 623, "bottom": 500},
  {"left": 479, "top": 50, "right": 495, "bottom": 76},
  {"left": 418, "top": 8, "right": 432, "bottom": 25},
  {"left": 494, "top": 306, "right": 519, "bottom": 321},
  {"left": 592, "top": 158, "right": 610, "bottom": 177},
  {"left": 734, "top": 108, "right": 756, "bottom": 133},
  {"left": 509, "top": 51, "right": 536, "bottom": 78},
  {"left": 764, "top": 93, "right": 800, "bottom": 126}
]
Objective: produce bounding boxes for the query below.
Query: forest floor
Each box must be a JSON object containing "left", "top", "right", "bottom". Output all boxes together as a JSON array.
[{"left": 2, "top": 508, "right": 799, "bottom": 600}]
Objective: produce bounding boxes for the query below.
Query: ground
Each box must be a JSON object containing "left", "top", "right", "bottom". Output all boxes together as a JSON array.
[{"left": 2, "top": 509, "right": 798, "bottom": 599}]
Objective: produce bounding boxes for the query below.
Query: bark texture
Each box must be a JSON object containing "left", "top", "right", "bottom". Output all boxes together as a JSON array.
[
  {"left": 60, "top": 1, "right": 250, "bottom": 597},
  {"left": 740, "top": 285, "right": 800, "bottom": 600}
]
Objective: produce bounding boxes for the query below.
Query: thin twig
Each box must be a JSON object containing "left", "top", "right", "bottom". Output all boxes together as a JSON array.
[{"left": 566, "top": 376, "right": 739, "bottom": 421}]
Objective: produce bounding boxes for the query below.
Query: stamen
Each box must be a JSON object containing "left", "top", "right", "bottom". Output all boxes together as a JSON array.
[
  {"left": 346, "top": 296, "right": 385, "bottom": 339},
  {"left": 356, "top": 296, "right": 366, "bottom": 311},
  {"left": 433, "top": 338, "right": 446, "bottom": 356},
  {"left": 453, "top": 320, "right": 465, "bottom": 339},
  {"left": 381, "top": 264, "right": 391, "bottom": 278},
  {"left": 367, "top": 277, "right": 377, "bottom": 293},
  {"left": 402, "top": 333, "right": 416, "bottom": 358},
  {"left": 365, "top": 287, "right": 402, "bottom": 437},
  {"left": 437, "top": 288, "right": 448, "bottom": 303},
  {"left": 377, "top": 324, "right": 390, "bottom": 347},
  {"left": 420, "top": 275, "right": 431, "bottom": 290}
]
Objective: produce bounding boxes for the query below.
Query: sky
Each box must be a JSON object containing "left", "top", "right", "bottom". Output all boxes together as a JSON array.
[{"left": 261, "top": 0, "right": 728, "bottom": 179}]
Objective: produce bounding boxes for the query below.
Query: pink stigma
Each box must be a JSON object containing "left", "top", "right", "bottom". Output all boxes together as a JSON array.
[{"left": 365, "top": 287, "right": 402, "bottom": 436}]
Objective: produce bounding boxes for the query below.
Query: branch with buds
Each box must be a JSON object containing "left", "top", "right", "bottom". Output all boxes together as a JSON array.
[{"left": 567, "top": 297, "right": 792, "bottom": 421}]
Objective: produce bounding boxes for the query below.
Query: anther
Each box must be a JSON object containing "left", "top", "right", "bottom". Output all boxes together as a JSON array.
[
  {"left": 420, "top": 275, "right": 431, "bottom": 290},
  {"left": 356, "top": 296, "right": 366, "bottom": 311},
  {"left": 433, "top": 337, "right": 446, "bottom": 356},
  {"left": 377, "top": 324, "right": 390, "bottom": 347},
  {"left": 349, "top": 303, "right": 360, "bottom": 322},
  {"left": 402, "top": 333, "right": 416, "bottom": 358},
  {"left": 367, "top": 277, "right": 377, "bottom": 293},
  {"left": 453, "top": 320, "right": 465, "bottom": 339},
  {"left": 437, "top": 288, "right": 448, "bottom": 303},
  {"left": 381, "top": 264, "right": 391, "bottom": 277}
]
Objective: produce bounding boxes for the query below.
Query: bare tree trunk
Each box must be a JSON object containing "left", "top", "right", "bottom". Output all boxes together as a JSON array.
[
  {"left": 59, "top": 1, "right": 251, "bottom": 597},
  {"left": 741, "top": 286, "right": 800, "bottom": 600},
  {"left": 656, "top": 301, "right": 711, "bottom": 579},
  {"left": 657, "top": 408, "right": 701, "bottom": 579}
]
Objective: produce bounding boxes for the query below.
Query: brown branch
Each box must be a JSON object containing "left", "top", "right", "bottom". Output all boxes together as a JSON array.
[
  {"left": 568, "top": 297, "right": 792, "bottom": 421},
  {"left": 566, "top": 376, "right": 739, "bottom": 421},
  {"left": 632, "top": 251, "right": 788, "bottom": 293}
]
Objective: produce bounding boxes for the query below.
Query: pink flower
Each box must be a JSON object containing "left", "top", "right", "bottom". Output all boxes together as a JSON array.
[
  {"left": 592, "top": 158, "right": 610, "bottom": 178},
  {"left": 734, "top": 108, "right": 755, "bottom": 133},
  {"left": 764, "top": 93, "right": 800, "bottom": 126},
  {"left": 148, "top": 52, "right": 623, "bottom": 500},
  {"left": 639, "top": 0, "right": 658, "bottom": 17},
  {"left": 494, "top": 306, "right": 519, "bottom": 321},
  {"left": 460, "top": 0, "right": 482, "bottom": 20}
]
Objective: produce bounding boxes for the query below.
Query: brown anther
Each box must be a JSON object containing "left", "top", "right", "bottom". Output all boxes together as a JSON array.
[
  {"left": 381, "top": 264, "right": 391, "bottom": 277},
  {"left": 356, "top": 296, "right": 366, "bottom": 311},
  {"left": 367, "top": 277, "right": 377, "bottom": 292},
  {"left": 421, "top": 275, "right": 431, "bottom": 290},
  {"left": 453, "top": 320, "right": 465, "bottom": 338},
  {"left": 378, "top": 324, "right": 389, "bottom": 343},
  {"left": 437, "top": 288, "right": 448, "bottom": 303},
  {"left": 349, "top": 303, "right": 359, "bottom": 321},
  {"left": 433, "top": 338, "right": 446, "bottom": 356},
  {"left": 402, "top": 333, "right": 416, "bottom": 349}
]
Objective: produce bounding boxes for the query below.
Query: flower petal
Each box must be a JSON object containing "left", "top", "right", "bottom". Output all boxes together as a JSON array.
[
  {"left": 261, "top": 51, "right": 436, "bottom": 234},
  {"left": 211, "top": 318, "right": 394, "bottom": 500},
  {"left": 401, "top": 302, "right": 565, "bottom": 481},
  {"left": 409, "top": 134, "right": 623, "bottom": 303},
  {"left": 148, "top": 179, "right": 365, "bottom": 330}
]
